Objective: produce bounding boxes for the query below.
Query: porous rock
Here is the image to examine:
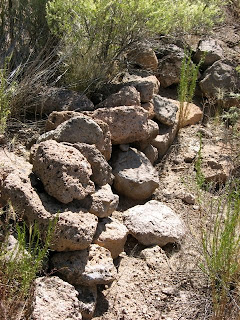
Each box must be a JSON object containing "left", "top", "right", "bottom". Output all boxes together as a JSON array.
[
  {"left": 1, "top": 171, "right": 98, "bottom": 251},
  {"left": 91, "top": 106, "right": 149, "bottom": 144},
  {"left": 173, "top": 101, "right": 203, "bottom": 127},
  {"left": 51, "top": 244, "right": 117, "bottom": 286},
  {"left": 194, "top": 39, "right": 223, "bottom": 67},
  {"left": 142, "top": 145, "right": 158, "bottom": 164},
  {"left": 69, "top": 143, "right": 113, "bottom": 186},
  {"left": 199, "top": 61, "right": 240, "bottom": 98},
  {"left": 96, "top": 86, "right": 141, "bottom": 109},
  {"left": 75, "top": 285, "right": 97, "bottom": 319},
  {"left": 153, "top": 95, "right": 178, "bottom": 126},
  {"left": 79, "top": 184, "right": 119, "bottom": 218},
  {"left": 32, "top": 276, "right": 82, "bottom": 320},
  {"left": 93, "top": 217, "right": 128, "bottom": 258},
  {"left": 32, "top": 140, "right": 95, "bottom": 204},
  {"left": 124, "top": 200, "right": 185, "bottom": 246},
  {"left": 141, "top": 101, "right": 155, "bottom": 119},
  {"left": 112, "top": 148, "right": 159, "bottom": 200}
]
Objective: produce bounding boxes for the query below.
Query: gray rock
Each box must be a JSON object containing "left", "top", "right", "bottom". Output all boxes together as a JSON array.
[
  {"left": 76, "top": 285, "right": 97, "bottom": 319},
  {"left": 96, "top": 86, "right": 141, "bottom": 109},
  {"left": 124, "top": 200, "right": 185, "bottom": 246},
  {"left": 112, "top": 148, "right": 159, "bottom": 200},
  {"left": 142, "top": 145, "right": 158, "bottom": 164},
  {"left": 153, "top": 95, "right": 178, "bottom": 126},
  {"left": 199, "top": 61, "right": 240, "bottom": 98},
  {"left": 78, "top": 184, "right": 119, "bottom": 218},
  {"left": 51, "top": 244, "right": 117, "bottom": 286},
  {"left": 32, "top": 276, "right": 82, "bottom": 320},
  {"left": 93, "top": 217, "right": 128, "bottom": 258},
  {"left": 152, "top": 122, "right": 178, "bottom": 157},
  {"left": 69, "top": 143, "right": 113, "bottom": 186},
  {"left": 32, "top": 140, "right": 95, "bottom": 204},
  {"left": 194, "top": 39, "right": 223, "bottom": 67}
]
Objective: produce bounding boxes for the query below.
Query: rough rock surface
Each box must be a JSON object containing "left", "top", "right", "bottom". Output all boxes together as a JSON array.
[
  {"left": 32, "top": 276, "right": 82, "bottom": 320},
  {"left": 200, "top": 144, "right": 233, "bottom": 184},
  {"left": 127, "top": 45, "right": 158, "bottom": 72},
  {"left": 33, "top": 86, "right": 94, "bottom": 115},
  {"left": 153, "top": 95, "right": 178, "bottom": 126},
  {"left": 51, "top": 244, "right": 117, "bottom": 286},
  {"left": 157, "top": 52, "right": 184, "bottom": 87},
  {"left": 75, "top": 285, "right": 97, "bottom": 319},
  {"left": 1, "top": 171, "right": 98, "bottom": 251},
  {"left": 172, "top": 100, "right": 203, "bottom": 127},
  {"left": 199, "top": 61, "right": 240, "bottom": 98},
  {"left": 133, "top": 119, "right": 159, "bottom": 151},
  {"left": 112, "top": 148, "right": 159, "bottom": 200},
  {"left": 79, "top": 184, "right": 119, "bottom": 218},
  {"left": 91, "top": 106, "right": 149, "bottom": 144},
  {"left": 142, "top": 144, "right": 158, "bottom": 164},
  {"left": 194, "top": 39, "right": 223, "bottom": 67},
  {"left": 93, "top": 217, "right": 129, "bottom": 258},
  {"left": 124, "top": 200, "right": 185, "bottom": 246},
  {"left": 141, "top": 101, "right": 155, "bottom": 119},
  {"left": 44, "top": 112, "right": 112, "bottom": 160},
  {"left": 32, "top": 140, "right": 95, "bottom": 204},
  {"left": 96, "top": 86, "right": 141, "bottom": 109},
  {"left": 69, "top": 143, "right": 113, "bottom": 186},
  {"left": 152, "top": 122, "right": 178, "bottom": 157}
]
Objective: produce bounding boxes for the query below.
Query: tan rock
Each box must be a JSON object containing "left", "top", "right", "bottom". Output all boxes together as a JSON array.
[
  {"left": 127, "top": 45, "right": 158, "bottom": 72},
  {"left": 141, "top": 101, "right": 155, "bottom": 119},
  {"left": 45, "top": 111, "right": 80, "bottom": 131},
  {"left": 172, "top": 100, "right": 203, "bottom": 127},
  {"left": 2, "top": 171, "right": 98, "bottom": 251},
  {"left": 91, "top": 106, "right": 149, "bottom": 144},
  {"left": 79, "top": 184, "right": 119, "bottom": 218},
  {"left": 112, "top": 148, "right": 159, "bottom": 200},
  {"left": 124, "top": 200, "right": 185, "bottom": 246},
  {"left": 51, "top": 244, "right": 117, "bottom": 286},
  {"left": 93, "top": 217, "right": 128, "bottom": 258},
  {"left": 32, "top": 276, "right": 82, "bottom": 320},
  {"left": 32, "top": 140, "right": 95, "bottom": 204}
]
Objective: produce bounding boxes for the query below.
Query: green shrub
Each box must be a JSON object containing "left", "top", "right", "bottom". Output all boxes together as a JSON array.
[{"left": 46, "top": 0, "right": 227, "bottom": 92}]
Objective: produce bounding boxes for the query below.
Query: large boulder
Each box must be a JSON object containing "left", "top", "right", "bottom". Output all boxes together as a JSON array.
[
  {"left": 68, "top": 143, "right": 113, "bottom": 186},
  {"left": 32, "top": 140, "right": 95, "bottom": 204},
  {"left": 32, "top": 276, "right": 82, "bottom": 320},
  {"left": 78, "top": 184, "right": 119, "bottom": 218},
  {"left": 112, "top": 148, "right": 159, "bottom": 200},
  {"left": 126, "top": 45, "right": 158, "bottom": 72},
  {"left": 51, "top": 244, "right": 117, "bottom": 286},
  {"left": 30, "top": 86, "right": 94, "bottom": 115},
  {"left": 1, "top": 171, "right": 98, "bottom": 251},
  {"left": 124, "top": 200, "right": 185, "bottom": 246},
  {"left": 93, "top": 217, "right": 128, "bottom": 258},
  {"left": 199, "top": 61, "right": 240, "bottom": 98},
  {"left": 91, "top": 106, "right": 150, "bottom": 144},
  {"left": 193, "top": 39, "right": 223, "bottom": 68},
  {"left": 153, "top": 95, "right": 178, "bottom": 126},
  {"left": 96, "top": 86, "right": 141, "bottom": 109}
]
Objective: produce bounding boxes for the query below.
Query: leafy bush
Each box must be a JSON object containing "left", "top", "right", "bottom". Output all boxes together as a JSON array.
[{"left": 46, "top": 0, "right": 227, "bottom": 92}]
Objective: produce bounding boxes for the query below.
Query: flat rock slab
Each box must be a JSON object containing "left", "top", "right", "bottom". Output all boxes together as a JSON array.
[
  {"left": 32, "top": 276, "right": 82, "bottom": 320},
  {"left": 124, "top": 200, "right": 185, "bottom": 246},
  {"left": 93, "top": 217, "right": 128, "bottom": 258},
  {"left": 51, "top": 244, "right": 117, "bottom": 286},
  {"left": 112, "top": 148, "right": 159, "bottom": 200},
  {"left": 32, "top": 140, "right": 94, "bottom": 204}
]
